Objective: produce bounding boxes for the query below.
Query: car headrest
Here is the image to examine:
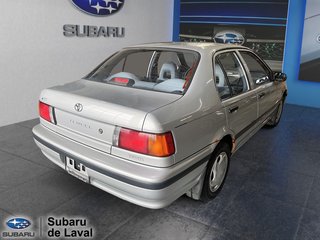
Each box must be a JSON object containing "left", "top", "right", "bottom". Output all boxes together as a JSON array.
[
  {"left": 159, "top": 62, "right": 177, "bottom": 80},
  {"left": 215, "top": 64, "right": 225, "bottom": 87}
]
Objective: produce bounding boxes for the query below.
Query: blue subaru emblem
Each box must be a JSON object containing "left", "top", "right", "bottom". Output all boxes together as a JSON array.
[
  {"left": 71, "top": 0, "right": 124, "bottom": 16},
  {"left": 6, "top": 218, "right": 31, "bottom": 230},
  {"left": 214, "top": 31, "right": 245, "bottom": 45}
]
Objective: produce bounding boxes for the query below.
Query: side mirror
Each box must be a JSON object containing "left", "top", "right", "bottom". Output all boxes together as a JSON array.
[{"left": 273, "top": 72, "right": 287, "bottom": 82}]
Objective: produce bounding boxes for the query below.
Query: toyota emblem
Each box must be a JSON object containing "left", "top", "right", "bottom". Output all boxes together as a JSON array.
[{"left": 74, "top": 103, "right": 83, "bottom": 112}]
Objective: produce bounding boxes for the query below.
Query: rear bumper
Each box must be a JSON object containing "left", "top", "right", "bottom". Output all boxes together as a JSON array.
[{"left": 32, "top": 124, "right": 210, "bottom": 209}]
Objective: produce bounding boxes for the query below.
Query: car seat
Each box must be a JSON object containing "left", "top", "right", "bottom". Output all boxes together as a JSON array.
[
  {"left": 158, "top": 62, "right": 177, "bottom": 81},
  {"left": 215, "top": 64, "right": 225, "bottom": 87}
]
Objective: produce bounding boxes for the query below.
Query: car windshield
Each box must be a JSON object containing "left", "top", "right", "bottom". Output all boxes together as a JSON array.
[{"left": 85, "top": 48, "right": 200, "bottom": 94}]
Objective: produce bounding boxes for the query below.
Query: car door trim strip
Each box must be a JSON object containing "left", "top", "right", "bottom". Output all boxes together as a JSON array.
[{"left": 235, "top": 102, "right": 278, "bottom": 139}]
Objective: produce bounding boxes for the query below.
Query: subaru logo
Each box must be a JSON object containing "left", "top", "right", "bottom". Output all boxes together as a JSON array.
[
  {"left": 214, "top": 31, "right": 245, "bottom": 45},
  {"left": 71, "top": 0, "right": 124, "bottom": 16},
  {"left": 74, "top": 103, "right": 83, "bottom": 112},
  {"left": 6, "top": 218, "right": 31, "bottom": 230}
]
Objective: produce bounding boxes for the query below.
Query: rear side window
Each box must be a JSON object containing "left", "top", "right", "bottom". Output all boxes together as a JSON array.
[
  {"left": 86, "top": 49, "right": 200, "bottom": 95},
  {"left": 214, "top": 62, "right": 231, "bottom": 100},
  {"left": 239, "top": 51, "right": 271, "bottom": 86},
  {"left": 214, "top": 52, "right": 249, "bottom": 99},
  {"left": 123, "top": 52, "right": 154, "bottom": 78}
]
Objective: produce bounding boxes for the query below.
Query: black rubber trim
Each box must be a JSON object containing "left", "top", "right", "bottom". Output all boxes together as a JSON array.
[
  {"left": 33, "top": 133, "right": 210, "bottom": 190},
  {"left": 52, "top": 108, "right": 57, "bottom": 125}
]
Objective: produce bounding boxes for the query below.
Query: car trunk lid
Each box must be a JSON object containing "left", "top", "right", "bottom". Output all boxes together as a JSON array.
[{"left": 39, "top": 80, "right": 181, "bottom": 152}]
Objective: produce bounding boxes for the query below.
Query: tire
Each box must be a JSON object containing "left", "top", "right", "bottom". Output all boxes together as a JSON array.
[
  {"left": 201, "top": 143, "right": 231, "bottom": 201},
  {"left": 265, "top": 98, "right": 284, "bottom": 128}
]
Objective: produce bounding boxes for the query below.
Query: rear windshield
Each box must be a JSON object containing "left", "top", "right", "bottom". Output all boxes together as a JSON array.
[{"left": 85, "top": 49, "right": 200, "bottom": 94}]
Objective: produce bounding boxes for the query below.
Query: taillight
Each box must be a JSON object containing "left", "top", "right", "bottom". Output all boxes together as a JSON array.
[
  {"left": 115, "top": 128, "right": 175, "bottom": 157},
  {"left": 39, "top": 101, "right": 56, "bottom": 124}
]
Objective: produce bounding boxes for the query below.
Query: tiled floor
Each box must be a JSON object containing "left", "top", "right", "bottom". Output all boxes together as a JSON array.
[{"left": 0, "top": 104, "right": 319, "bottom": 240}]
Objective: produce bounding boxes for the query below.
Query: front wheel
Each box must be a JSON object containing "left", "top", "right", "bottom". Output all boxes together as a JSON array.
[
  {"left": 265, "top": 99, "right": 284, "bottom": 128},
  {"left": 201, "top": 143, "right": 230, "bottom": 201}
]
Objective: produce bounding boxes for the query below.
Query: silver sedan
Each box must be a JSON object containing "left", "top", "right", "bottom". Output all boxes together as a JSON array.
[{"left": 33, "top": 42, "right": 287, "bottom": 209}]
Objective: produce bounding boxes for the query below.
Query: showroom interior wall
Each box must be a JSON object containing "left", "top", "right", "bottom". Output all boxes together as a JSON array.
[
  {"left": 173, "top": 0, "right": 320, "bottom": 109},
  {"left": 283, "top": 0, "right": 320, "bottom": 109},
  {"left": 0, "top": 0, "right": 174, "bottom": 127}
]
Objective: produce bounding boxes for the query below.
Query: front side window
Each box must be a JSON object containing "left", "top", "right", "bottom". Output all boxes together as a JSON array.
[
  {"left": 86, "top": 49, "right": 200, "bottom": 94},
  {"left": 240, "top": 51, "right": 271, "bottom": 86},
  {"left": 214, "top": 52, "right": 249, "bottom": 98}
]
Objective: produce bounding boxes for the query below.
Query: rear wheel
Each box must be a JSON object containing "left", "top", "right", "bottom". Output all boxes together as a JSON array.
[
  {"left": 265, "top": 99, "right": 284, "bottom": 128},
  {"left": 201, "top": 143, "right": 230, "bottom": 201}
]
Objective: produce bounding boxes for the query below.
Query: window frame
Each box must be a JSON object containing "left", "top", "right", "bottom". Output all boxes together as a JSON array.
[
  {"left": 237, "top": 50, "right": 273, "bottom": 88},
  {"left": 213, "top": 49, "right": 251, "bottom": 101}
]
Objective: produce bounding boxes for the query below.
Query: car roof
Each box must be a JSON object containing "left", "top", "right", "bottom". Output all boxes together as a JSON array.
[{"left": 125, "top": 42, "right": 248, "bottom": 54}]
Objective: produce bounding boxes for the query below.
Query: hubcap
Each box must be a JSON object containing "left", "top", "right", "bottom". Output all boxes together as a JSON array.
[{"left": 209, "top": 152, "right": 228, "bottom": 192}]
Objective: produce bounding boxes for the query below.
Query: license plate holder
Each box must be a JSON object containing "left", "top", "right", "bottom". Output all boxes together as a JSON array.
[{"left": 66, "top": 157, "right": 89, "bottom": 183}]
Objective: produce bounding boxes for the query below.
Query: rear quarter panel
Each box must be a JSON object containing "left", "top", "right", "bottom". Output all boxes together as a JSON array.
[{"left": 143, "top": 52, "right": 229, "bottom": 163}]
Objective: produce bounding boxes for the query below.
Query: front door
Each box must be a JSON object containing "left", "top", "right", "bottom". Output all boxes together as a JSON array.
[{"left": 238, "top": 51, "right": 279, "bottom": 118}]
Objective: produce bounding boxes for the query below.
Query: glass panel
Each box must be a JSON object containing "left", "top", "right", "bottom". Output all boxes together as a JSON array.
[
  {"left": 214, "top": 62, "right": 231, "bottom": 100},
  {"left": 240, "top": 51, "right": 270, "bottom": 86},
  {"left": 86, "top": 49, "right": 200, "bottom": 95},
  {"left": 216, "top": 52, "right": 249, "bottom": 96},
  {"left": 123, "top": 52, "right": 154, "bottom": 78}
]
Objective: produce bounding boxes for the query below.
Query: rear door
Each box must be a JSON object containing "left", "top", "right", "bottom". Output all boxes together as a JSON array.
[{"left": 214, "top": 51, "right": 258, "bottom": 146}]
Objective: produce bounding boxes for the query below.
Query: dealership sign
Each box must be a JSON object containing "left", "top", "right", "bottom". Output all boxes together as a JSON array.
[
  {"left": 2, "top": 216, "right": 94, "bottom": 239},
  {"left": 6, "top": 218, "right": 31, "bottom": 230},
  {"left": 214, "top": 31, "right": 245, "bottom": 45},
  {"left": 2, "top": 217, "right": 35, "bottom": 238},
  {"left": 63, "top": 25, "right": 125, "bottom": 37},
  {"left": 71, "top": 0, "right": 124, "bottom": 16},
  {"left": 64, "top": 0, "right": 125, "bottom": 38}
]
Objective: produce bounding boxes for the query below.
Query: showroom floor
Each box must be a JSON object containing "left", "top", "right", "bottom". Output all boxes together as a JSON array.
[{"left": 0, "top": 104, "right": 319, "bottom": 240}]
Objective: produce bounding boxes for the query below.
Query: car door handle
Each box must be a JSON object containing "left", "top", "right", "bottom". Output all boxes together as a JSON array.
[
  {"left": 258, "top": 92, "right": 266, "bottom": 99},
  {"left": 229, "top": 106, "right": 239, "bottom": 113}
]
